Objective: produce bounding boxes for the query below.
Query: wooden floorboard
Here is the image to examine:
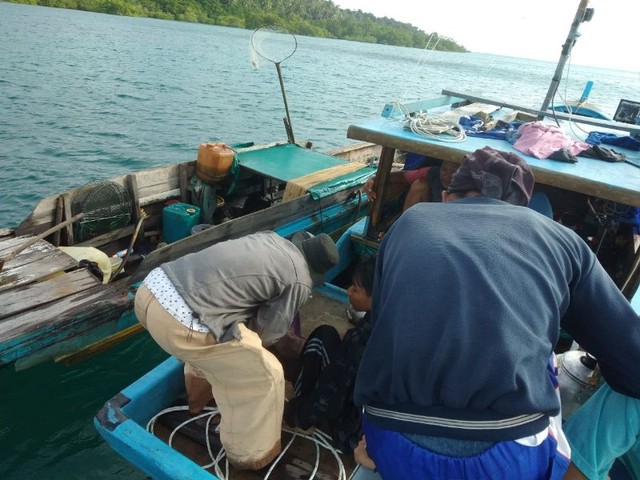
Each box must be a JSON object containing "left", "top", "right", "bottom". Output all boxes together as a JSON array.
[
  {"left": 0, "top": 269, "right": 101, "bottom": 320},
  {"left": 0, "top": 248, "right": 78, "bottom": 292},
  {"left": 0, "top": 278, "right": 132, "bottom": 366}
]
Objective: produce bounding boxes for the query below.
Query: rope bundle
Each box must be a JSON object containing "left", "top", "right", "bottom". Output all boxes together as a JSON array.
[
  {"left": 402, "top": 110, "right": 467, "bottom": 142},
  {"left": 147, "top": 405, "right": 348, "bottom": 480}
]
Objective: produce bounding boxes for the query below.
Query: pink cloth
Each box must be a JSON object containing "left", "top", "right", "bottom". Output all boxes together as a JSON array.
[
  {"left": 402, "top": 166, "right": 430, "bottom": 184},
  {"left": 513, "top": 122, "right": 590, "bottom": 159}
]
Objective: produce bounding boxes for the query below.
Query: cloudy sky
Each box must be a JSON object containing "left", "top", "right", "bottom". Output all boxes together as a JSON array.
[{"left": 332, "top": 0, "right": 639, "bottom": 72}]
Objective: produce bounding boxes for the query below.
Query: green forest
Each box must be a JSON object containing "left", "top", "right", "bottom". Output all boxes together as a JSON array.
[{"left": 7, "top": 0, "right": 468, "bottom": 52}]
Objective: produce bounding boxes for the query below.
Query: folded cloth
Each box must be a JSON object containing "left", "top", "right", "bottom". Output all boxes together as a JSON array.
[
  {"left": 513, "top": 122, "right": 591, "bottom": 159},
  {"left": 548, "top": 148, "right": 578, "bottom": 163},
  {"left": 578, "top": 145, "right": 627, "bottom": 162}
]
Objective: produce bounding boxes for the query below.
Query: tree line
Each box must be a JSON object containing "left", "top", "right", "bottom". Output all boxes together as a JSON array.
[{"left": 9, "top": 0, "right": 468, "bottom": 52}]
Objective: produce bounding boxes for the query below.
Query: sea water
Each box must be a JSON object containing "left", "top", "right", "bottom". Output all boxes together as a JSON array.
[{"left": 1, "top": 3, "right": 639, "bottom": 478}]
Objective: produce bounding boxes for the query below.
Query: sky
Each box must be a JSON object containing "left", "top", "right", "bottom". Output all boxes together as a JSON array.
[{"left": 332, "top": 0, "right": 639, "bottom": 72}]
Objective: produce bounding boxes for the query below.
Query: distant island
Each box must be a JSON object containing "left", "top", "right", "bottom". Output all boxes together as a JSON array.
[{"left": 7, "top": 0, "right": 468, "bottom": 52}]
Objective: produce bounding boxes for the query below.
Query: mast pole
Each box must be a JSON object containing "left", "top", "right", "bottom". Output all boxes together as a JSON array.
[{"left": 539, "top": 0, "right": 592, "bottom": 118}]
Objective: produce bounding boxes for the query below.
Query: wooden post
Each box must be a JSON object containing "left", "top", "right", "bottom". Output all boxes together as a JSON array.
[
  {"left": 62, "top": 193, "right": 75, "bottom": 245},
  {"left": 53, "top": 196, "right": 64, "bottom": 247},
  {"left": 366, "top": 146, "right": 396, "bottom": 238},
  {"left": 179, "top": 164, "right": 189, "bottom": 204},
  {"left": 126, "top": 174, "right": 141, "bottom": 223}
]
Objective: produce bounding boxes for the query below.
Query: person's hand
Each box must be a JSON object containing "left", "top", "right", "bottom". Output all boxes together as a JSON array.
[
  {"left": 353, "top": 436, "right": 377, "bottom": 471},
  {"left": 271, "top": 329, "right": 306, "bottom": 360},
  {"left": 363, "top": 177, "right": 376, "bottom": 201}
]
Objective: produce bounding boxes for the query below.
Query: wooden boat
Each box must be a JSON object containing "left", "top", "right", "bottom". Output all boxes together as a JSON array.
[
  {"left": 93, "top": 95, "right": 640, "bottom": 480},
  {"left": 95, "top": 2, "right": 639, "bottom": 478},
  {"left": 549, "top": 81, "right": 614, "bottom": 121},
  {"left": 94, "top": 283, "right": 380, "bottom": 480},
  {"left": 94, "top": 97, "right": 640, "bottom": 476},
  {"left": 551, "top": 100, "right": 613, "bottom": 120},
  {"left": 0, "top": 141, "right": 379, "bottom": 371}
]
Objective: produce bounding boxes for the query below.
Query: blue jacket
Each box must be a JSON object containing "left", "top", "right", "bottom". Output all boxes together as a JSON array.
[{"left": 354, "top": 197, "right": 640, "bottom": 441}]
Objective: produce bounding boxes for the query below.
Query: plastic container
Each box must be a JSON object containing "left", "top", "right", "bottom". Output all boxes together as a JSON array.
[
  {"left": 191, "top": 224, "right": 213, "bottom": 235},
  {"left": 195, "top": 143, "right": 235, "bottom": 185},
  {"left": 163, "top": 202, "right": 201, "bottom": 243}
]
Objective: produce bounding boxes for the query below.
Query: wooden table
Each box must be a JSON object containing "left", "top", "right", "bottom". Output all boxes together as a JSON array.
[
  {"left": 347, "top": 117, "right": 640, "bottom": 208},
  {"left": 347, "top": 112, "right": 640, "bottom": 310}
]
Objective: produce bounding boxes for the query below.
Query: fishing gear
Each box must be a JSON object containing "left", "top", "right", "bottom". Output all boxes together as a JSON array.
[{"left": 251, "top": 26, "right": 298, "bottom": 144}]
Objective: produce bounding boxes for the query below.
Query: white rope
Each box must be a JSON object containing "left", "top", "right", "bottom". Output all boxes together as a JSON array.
[
  {"left": 400, "top": 109, "right": 467, "bottom": 142},
  {"left": 146, "top": 406, "right": 348, "bottom": 480}
]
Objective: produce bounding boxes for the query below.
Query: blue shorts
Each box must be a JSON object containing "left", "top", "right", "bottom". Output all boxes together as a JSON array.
[{"left": 363, "top": 416, "right": 570, "bottom": 480}]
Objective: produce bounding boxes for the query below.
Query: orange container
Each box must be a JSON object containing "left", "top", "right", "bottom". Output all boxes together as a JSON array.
[{"left": 195, "top": 143, "right": 235, "bottom": 184}]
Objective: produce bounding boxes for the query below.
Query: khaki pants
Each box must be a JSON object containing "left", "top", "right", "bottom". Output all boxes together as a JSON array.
[{"left": 135, "top": 284, "right": 284, "bottom": 470}]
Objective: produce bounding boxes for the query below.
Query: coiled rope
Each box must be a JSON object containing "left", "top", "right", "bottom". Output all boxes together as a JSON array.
[
  {"left": 401, "top": 110, "right": 467, "bottom": 142},
  {"left": 147, "top": 405, "right": 347, "bottom": 480}
]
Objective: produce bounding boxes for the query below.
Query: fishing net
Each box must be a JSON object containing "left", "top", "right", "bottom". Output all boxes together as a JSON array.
[
  {"left": 71, "top": 180, "right": 132, "bottom": 242},
  {"left": 250, "top": 25, "right": 297, "bottom": 68},
  {"left": 250, "top": 25, "right": 298, "bottom": 143}
]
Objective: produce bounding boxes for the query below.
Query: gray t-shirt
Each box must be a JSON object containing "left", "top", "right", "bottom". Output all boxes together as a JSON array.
[{"left": 162, "top": 231, "right": 313, "bottom": 344}]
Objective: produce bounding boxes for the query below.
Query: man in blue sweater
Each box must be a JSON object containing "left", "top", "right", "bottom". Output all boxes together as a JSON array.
[{"left": 354, "top": 146, "right": 640, "bottom": 479}]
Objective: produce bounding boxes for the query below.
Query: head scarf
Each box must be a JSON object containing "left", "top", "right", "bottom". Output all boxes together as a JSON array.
[{"left": 448, "top": 146, "right": 534, "bottom": 206}]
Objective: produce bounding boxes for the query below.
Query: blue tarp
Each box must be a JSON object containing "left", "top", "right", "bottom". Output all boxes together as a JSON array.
[{"left": 237, "top": 143, "right": 375, "bottom": 200}]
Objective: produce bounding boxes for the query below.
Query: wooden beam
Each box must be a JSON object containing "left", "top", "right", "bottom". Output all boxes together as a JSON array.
[
  {"left": 0, "top": 241, "right": 77, "bottom": 293},
  {"left": 179, "top": 163, "right": 189, "bottom": 203},
  {"left": 62, "top": 193, "right": 75, "bottom": 245},
  {"left": 75, "top": 224, "right": 136, "bottom": 248},
  {"left": 53, "top": 196, "right": 64, "bottom": 247},
  {"left": 126, "top": 174, "right": 141, "bottom": 223},
  {"left": 367, "top": 146, "right": 396, "bottom": 237},
  {"left": 133, "top": 187, "right": 362, "bottom": 283},
  {"left": 139, "top": 188, "right": 181, "bottom": 206},
  {"left": 441, "top": 89, "right": 640, "bottom": 136}
]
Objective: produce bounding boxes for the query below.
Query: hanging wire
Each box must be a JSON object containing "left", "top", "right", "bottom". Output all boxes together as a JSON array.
[{"left": 396, "top": 33, "right": 441, "bottom": 104}]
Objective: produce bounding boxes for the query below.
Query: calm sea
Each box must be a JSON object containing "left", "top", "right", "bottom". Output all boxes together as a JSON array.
[{"left": 1, "top": 2, "right": 639, "bottom": 478}]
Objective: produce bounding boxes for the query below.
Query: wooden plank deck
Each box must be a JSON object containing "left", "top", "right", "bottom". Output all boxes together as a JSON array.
[
  {"left": 0, "top": 269, "right": 100, "bottom": 320},
  {"left": 0, "top": 277, "right": 132, "bottom": 367},
  {"left": 0, "top": 234, "right": 134, "bottom": 367},
  {"left": 0, "top": 237, "right": 78, "bottom": 292}
]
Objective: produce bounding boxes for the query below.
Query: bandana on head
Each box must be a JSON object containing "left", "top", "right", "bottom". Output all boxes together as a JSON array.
[{"left": 448, "top": 147, "right": 534, "bottom": 206}]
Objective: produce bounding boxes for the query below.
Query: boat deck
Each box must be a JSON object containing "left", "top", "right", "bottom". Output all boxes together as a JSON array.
[
  {"left": 95, "top": 287, "right": 370, "bottom": 480},
  {"left": 0, "top": 142, "right": 379, "bottom": 370},
  {"left": 0, "top": 233, "right": 135, "bottom": 369}
]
